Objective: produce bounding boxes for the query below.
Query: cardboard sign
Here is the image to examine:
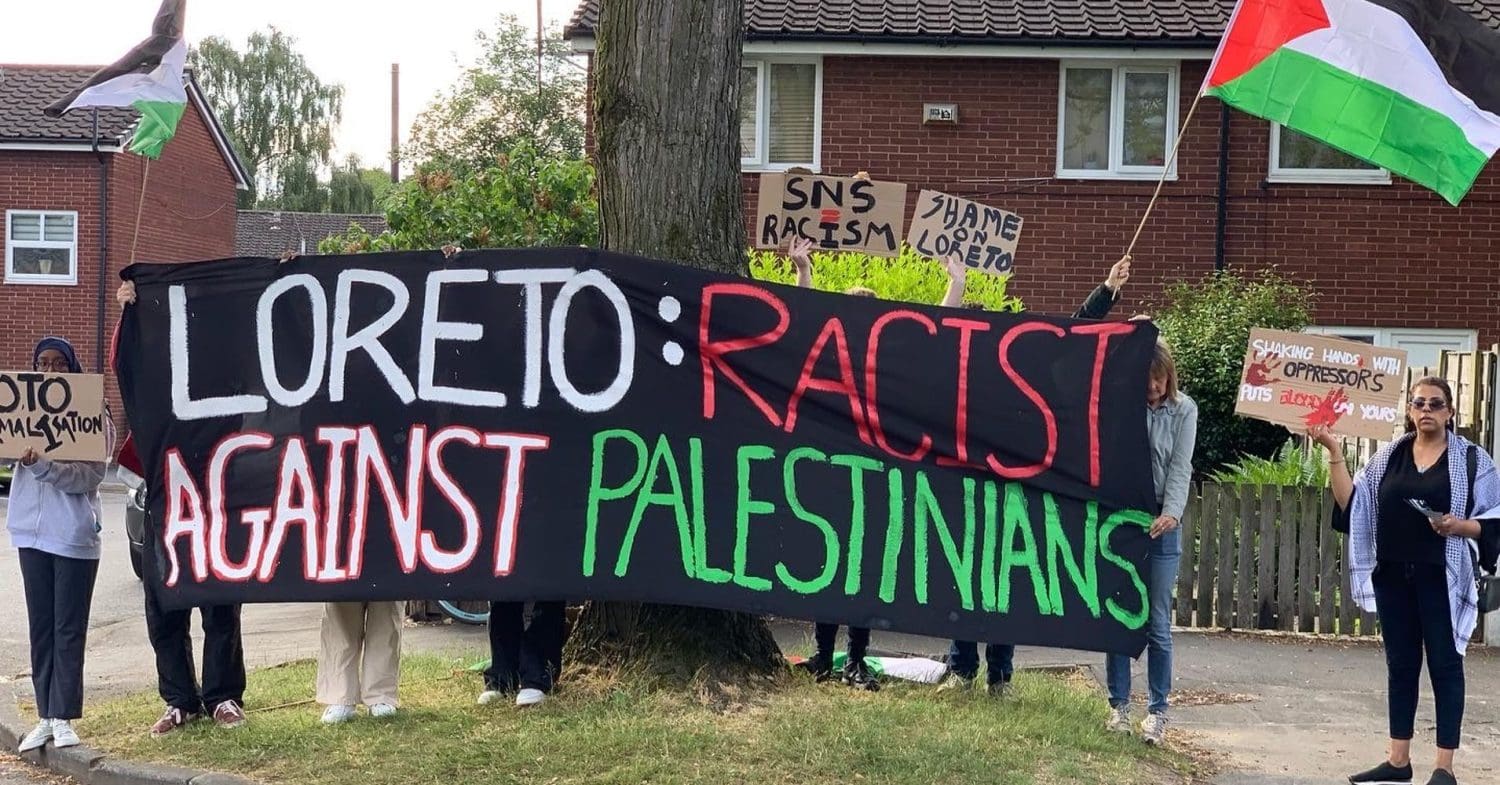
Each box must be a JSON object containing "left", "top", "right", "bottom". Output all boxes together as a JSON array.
[
  {"left": 0, "top": 371, "right": 108, "bottom": 461},
  {"left": 115, "top": 248, "right": 1163, "bottom": 656},
  {"left": 755, "top": 173, "right": 908, "bottom": 257},
  {"left": 907, "top": 190, "right": 1024, "bottom": 275},
  {"left": 1235, "top": 329, "right": 1408, "bottom": 441}
]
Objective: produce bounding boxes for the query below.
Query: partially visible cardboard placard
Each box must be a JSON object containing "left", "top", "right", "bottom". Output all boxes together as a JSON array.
[
  {"left": 755, "top": 173, "right": 908, "bottom": 257},
  {"left": 1234, "top": 329, "right": 1407, "bottom": 441},
  {"left": 0, "top": 372, "right": 108, "bottom": 461},
  {"left": 907, "top": 190, "right": 1024, "bottom": 275}
]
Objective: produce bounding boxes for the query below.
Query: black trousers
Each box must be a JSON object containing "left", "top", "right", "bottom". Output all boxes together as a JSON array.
[
  {"left": 18, "top": 548, "right": 99, "bottom": 720},
  {"left": 144, "top": 579, "right": 245, "bottom": 713},
  {"left": 486, "top": 601, "right": 567, "bottom": 693},
  {"left": 1373, "top": 561, "right": 1465, "bottom": 750},
  {"left": 813, "top": 624, "right": 870, "bottom": 660}
]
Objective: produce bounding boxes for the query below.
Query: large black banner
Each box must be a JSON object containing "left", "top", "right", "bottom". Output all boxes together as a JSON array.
[{"left": 116, "top": 248, "right": 1160, "bottom": 655}]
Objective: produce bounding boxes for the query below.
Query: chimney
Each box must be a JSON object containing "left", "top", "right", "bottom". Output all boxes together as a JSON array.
[{"left": 390, "top": 63, "right": 401, "bottom": 184}]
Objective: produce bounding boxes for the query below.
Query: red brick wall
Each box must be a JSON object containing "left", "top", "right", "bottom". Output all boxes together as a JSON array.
[
  {"left": 740, "top": 55, "right": 1500, "bottom": 344},
  {"left": 0, "top": 99, "right": 237, "bottom": 448}
]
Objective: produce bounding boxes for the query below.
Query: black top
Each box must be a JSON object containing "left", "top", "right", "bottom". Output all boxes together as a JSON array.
[
  {"left": 1376, "top": 440, "right": 1451, "bottom": 565},
  {"left": 1073, "top": 285, "right": 1119, "bottom": 320}
]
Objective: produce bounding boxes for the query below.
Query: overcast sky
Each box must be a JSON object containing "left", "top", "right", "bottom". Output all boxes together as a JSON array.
[{"left": 1, "top": 0, "right": 584, "bottom": 166}]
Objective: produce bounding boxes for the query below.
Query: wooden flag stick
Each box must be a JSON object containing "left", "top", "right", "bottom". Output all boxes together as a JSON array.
[{"left": 1125, "top": 91, "right": 1206, "bottom": 258}]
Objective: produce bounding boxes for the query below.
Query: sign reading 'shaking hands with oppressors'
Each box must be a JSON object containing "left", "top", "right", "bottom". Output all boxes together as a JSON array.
[
  {"left": 1236, "top": 328, "right": 1408, "bottom": 441},
  {"left": 116, "top": 248, "right": 1164, "bottom": 656}
]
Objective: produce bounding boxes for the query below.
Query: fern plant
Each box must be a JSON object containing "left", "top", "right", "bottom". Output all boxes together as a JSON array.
[{"left": 1209, "top": 437, "right": 1360, "bottom": 487}]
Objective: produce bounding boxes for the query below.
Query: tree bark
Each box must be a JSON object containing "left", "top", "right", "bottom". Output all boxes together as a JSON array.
[
  {"left": 566, "top": 0, "right": 782, "bottom": 689},
  {"left": 594, "top": 0, "right": 748, "bottom": 275}
]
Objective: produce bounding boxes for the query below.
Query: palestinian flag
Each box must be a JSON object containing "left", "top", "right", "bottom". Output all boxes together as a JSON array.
[
  {"left": 44, "top": 0, "right": 187, "bottom": 159},
  {"left": 1204, "top": 0, "right": 1500, "bottom": 205}
]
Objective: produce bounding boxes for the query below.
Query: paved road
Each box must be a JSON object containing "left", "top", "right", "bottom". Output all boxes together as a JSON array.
[
  {"left": 0, "top": 755, "right": 71, "bottom": 784},
  {"left": 0, "top": 494, "right": 1496, "bottom": 785}
]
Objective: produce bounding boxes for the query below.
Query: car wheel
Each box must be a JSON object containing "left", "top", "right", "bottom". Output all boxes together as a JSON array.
[{"left": 129, "top": 543, "right": 143, "bottom": 579}]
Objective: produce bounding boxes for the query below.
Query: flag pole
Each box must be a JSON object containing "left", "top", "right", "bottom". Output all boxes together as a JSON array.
[
  {"left": 1124, "top": 91, "right": 1206, "bottom": 258},
  {"left": 130, "top": 158, "right": 151, "bottom": 265}
]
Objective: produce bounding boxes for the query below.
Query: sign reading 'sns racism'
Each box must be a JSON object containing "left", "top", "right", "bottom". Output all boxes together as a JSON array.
[
  {"left": 907, "top": 190, "right": 1025, "bottom": 275},
  {"left": 756, "top": 173, "right": 907, "bottom": 257},
  {"left": 116, "top": 249, "right": 1161, "bottom": 656},
  {"left": 1236, "top": 328, "right": 1408, "bottom": 441},
  {"left": 0, "top": 372, "right": 108, "bottom": 462}
]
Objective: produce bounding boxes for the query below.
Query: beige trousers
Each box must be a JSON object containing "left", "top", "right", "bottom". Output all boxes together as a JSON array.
[{"left": 316, "top": 602, "right": 403, "bottom": 707}]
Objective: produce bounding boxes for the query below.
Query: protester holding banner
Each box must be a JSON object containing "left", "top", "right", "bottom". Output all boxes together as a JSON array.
[
  {"left": 117, "top": 279, "right": 250, "bottom": 738},
  {"left": 9, "top": 338, "right": 113, "bottom": 753},
  {"left": 1312, "top": 377, "right": 1500, "bottom": 785},
  {"left": 786, "top": 235, "right": 879, "bottom": 690},
  {"left": 1105, "top": 340, "right": 1196, "bottom": 744},
  {"left": 316, "top": 602, "right": 404, "bottom": 723},
  {"left": 479, "top": 601, "right": 568, "bottom": 708}
]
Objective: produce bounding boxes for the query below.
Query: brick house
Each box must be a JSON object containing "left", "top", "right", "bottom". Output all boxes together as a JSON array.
[
  {"left": 565, "top": 0, "right": 1500, "bottom": 369},
  {"left": 0, "top": 64, "right": 249, "bottom": 426}
]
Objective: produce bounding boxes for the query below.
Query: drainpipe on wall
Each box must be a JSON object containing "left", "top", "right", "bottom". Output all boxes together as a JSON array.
[
  {"left": 92, "top": 109, "right": 109, "bottom": 372},
  {"left": 1213, "top": 103, "right": 1229, "bottom": 273}
]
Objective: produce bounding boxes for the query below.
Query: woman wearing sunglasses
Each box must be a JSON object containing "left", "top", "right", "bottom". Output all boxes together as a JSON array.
[{"left": 1310, "top": 377, "right": 1500, "bottom": 785}]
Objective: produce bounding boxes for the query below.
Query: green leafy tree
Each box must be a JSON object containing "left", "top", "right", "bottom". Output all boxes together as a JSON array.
[
  {"left": 328, "top": 156, "right": 390, "bottom": 214},
  {"left": 407, "top": 15, "right": 586, "bottom": 171},
  {"left": 320, "top": 142, "right": 596, "bottom": 253},
  {"left": 190, "top": 28, "right": 344, "bottom": 208},
  {"left": 1154, "top": 269, "right": 1316, "bottom": 474}
]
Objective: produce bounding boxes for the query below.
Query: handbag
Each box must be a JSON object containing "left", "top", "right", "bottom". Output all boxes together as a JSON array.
[{"left": 1462, "top": 446, "right": 1500, "bottom": 614}]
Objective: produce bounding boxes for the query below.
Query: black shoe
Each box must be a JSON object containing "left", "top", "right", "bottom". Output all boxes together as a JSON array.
[
  {"left": 1349, "top": 760, "right": 1413, "bottom": 785},
  {"left": 797, "top": 654, "right": 834, "bottom": 682},
  {"left": 984, "top": 678, "right": 1007, "bottom": 698},
  {"left": 1425, "top": 769, "right": 1457, "bottom": 785},
  {"left": 841, "top": 657, "right": 880, "bottom": 692}
]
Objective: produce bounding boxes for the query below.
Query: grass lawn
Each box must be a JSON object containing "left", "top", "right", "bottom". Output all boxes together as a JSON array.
[{"left": 77, "top": 654, "right": 1198, "bottom": 785}]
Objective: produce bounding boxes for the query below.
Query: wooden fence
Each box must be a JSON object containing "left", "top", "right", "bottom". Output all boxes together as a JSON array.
[{"left": 1176, "top": 482, "right": 1492, "bottom": 642}]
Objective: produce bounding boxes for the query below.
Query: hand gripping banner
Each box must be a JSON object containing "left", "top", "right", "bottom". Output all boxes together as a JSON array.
[{"left": 115, "top": 248, "right": 1160, "bottom": 655}]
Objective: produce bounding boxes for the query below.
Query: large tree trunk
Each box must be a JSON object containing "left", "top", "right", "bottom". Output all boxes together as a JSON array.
[{"left": 566, "top": 0, "right": 783, "bottom": 690}]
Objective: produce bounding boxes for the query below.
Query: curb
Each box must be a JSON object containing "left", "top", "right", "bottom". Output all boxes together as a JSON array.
[{"left": 0, "top": 690, "right": 260, "bottom": 785}]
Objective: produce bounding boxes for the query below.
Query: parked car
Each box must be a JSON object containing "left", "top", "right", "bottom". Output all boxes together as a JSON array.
[{"left": 119, "top": 465, "right": 147, "bottom": 579}]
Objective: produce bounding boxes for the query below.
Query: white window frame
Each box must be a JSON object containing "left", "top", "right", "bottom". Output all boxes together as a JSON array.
[
  {"left": 1268, "top": 124, "right": 1392, "bottom": 185},
  {"left": 740, "top": 56, "right": 823, "bottom": 173},
  {"left": 5, "top": 210, "right": 79, "bottom": 286},
  {"left": 1056, "top": 61, "right": 1180, "bottom": 181},
  {"left": 1304, "top": 325, "right": 1477, "bottom": 369}
]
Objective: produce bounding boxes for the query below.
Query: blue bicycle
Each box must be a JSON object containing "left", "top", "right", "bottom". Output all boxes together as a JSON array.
[{"left": 437, "top": 600, "right": 490, "bottom": 625}]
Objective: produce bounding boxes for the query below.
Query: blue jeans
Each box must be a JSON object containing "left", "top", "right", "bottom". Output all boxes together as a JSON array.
[
  {"left": 1106, "top": 528, "right": 1180, "bottom": 715},
  {"left": 948, "top": 640, "right": 1015, "bottom": 684}
]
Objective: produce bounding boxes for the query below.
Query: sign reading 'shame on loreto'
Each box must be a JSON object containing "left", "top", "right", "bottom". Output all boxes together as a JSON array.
[
  {"left": 116, "top": 248, "right": 1162, "bottom": 656},
  {"left": 1235, "top": 328, "right": 1408, "bottom": 441},
  {"left": 907, "top": 190, "right": 1025, "bottom": 275},
  {"left": 0, "top": 371, "right": 108, "bottom": 462},
  {"left": 755, "top": 173, "right": 908, "bottom": 257}
]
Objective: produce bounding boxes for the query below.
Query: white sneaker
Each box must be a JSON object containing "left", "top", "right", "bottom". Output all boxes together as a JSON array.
[
  {"left": 1140, "top": 712, "right": 1169, "bottom": 745},
  {"left": 369, "top": 703, "right": 397, "bottom": 719},
  {"left": 17, "top": 719, "right": 52, "bottom": 752},
  {"left": 1107, "top": 705, "right": 1133, "bottom": 734},
  {"left": 320, "top": 705, "right": 356, "bottom": 725},
  {"left": 936, "top": 673, "right": 975, "bottom": 692},
  {"left": 477, "top": 690, "right": 505, "bottom": 705},
  {"left": 51, "top": 720, "right": 80, "bottom": 748},
  {"left": 515, "top": 688, "right": 546, "bottom": 707}
]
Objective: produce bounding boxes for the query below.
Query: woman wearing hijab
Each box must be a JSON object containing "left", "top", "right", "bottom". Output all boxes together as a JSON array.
[{"left": 9, "top": 337, "right": 112, "bottom": 752}]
